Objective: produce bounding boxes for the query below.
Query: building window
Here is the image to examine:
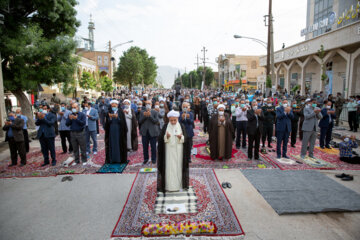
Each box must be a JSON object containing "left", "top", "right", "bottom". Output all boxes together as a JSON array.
[
  {"left": 251, "top": 61, "right": 257, "bottom": 69},
  {"left": 313, "top": 0, "right": 333, "bottom": 37},
  {"left": 104, "top": 56, "right": 109, "bottom": 66},
  {"left": 97, "top": 56, "right": 102, "bottom": 65}
]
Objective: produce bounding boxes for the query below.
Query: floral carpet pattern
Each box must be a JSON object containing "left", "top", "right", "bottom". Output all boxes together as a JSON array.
[{"left": 111, "top": 168, "right": 244, "bottom": 239}]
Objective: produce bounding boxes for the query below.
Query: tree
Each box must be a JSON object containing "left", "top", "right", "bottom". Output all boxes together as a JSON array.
[
  {"left": 79, "top": 72, "right": 96, "bottom": 90},
  {"left": 100, "top": 76, "right": 113, "bottom": 93},
  {"left": 1, "top": 0, "right": 80, "bottom": 128},
  {"left": 173, "top": 67, "right": 214, "bottom": 89},
  {"left": 114, "top": 46, "right": 158, "bottom": 90}
]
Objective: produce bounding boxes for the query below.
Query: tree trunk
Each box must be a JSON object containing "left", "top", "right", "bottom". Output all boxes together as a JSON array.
[
  {"left": 129, "top": 81, "right": 132, "bottom": 91},
  {"left": 11, "top": 89, "right": 35, "bottom": 129}
]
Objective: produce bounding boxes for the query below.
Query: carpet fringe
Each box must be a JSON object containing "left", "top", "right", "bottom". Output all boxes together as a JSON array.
[{"left": 111, "top": 235, "right": 244, "bottom": 240}]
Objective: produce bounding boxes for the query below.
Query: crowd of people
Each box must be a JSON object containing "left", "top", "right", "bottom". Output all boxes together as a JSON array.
[{"left": 3, "top": 89, "right": 360, "bottom": 170}]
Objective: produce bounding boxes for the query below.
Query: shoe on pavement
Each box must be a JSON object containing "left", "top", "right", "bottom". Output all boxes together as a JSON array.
[
  {"left": 335, "top": 173, "right": 350, "bottom": 178},
  {"left": 341, "top": 175, "right": 354, "bottom": 181},
  {"left": 226, "top": 182, "right": 232, "bottom": 189},
  {"left": 221, "top": 182, "right": 228, "bottom": 189}
]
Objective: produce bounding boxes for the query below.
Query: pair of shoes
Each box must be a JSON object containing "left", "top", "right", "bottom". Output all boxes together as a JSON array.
[
  {"left": 335, "top": 173, "right": 354, "bottom": 181},
  {"left": 260, "top": 148, "right": 267, "bottom": 154},
  {"left": 8, "top": 164, "right": 16, "bottom": 167},
  {"left": 51, "top": 161, "right": 56, "bottom": 166},
  {"left": 221, "top": 182, "right": 232, "bottom": 189},
  {"left": 61, "top": 176, "right": 73, "bottom": 182},
  {"left": 41, "top": 162, "right": 49, "bottom": 167}
]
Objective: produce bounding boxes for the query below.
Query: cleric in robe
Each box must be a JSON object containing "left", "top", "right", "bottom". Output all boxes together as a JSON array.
[
  {"left": 122, "top": 99, "right": 138, "bottom": 152},
  {"left": 104, "top": 100, "right": 128, "bottom": 164},
  {"left": 157, "top": 110, "right": 191, "bottom": 193},
  {"left": 208, "top": 104, "right": 234, "bottom": 160}
]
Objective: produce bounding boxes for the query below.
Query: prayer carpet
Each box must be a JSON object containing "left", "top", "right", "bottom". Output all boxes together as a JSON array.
[
  {"left": 97, "top": 163, "right": 128, "bottom": 173},
  {"left": 242, "top": 169, "right": 360, "bottom": 215},
  {"left": 111, "top": 168, "right": 244, "bottom": 239},
  {"left": 154, "top": 187, "right": 198, "bottom": 214}
]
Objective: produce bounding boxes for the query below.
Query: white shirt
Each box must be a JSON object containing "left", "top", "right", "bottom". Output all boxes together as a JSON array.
[
  {"left": 235, "top": 107, "right": 248, "bottom": 121},
  {"left": 86, "top": 108, "right": 91, "bottom": 126}
]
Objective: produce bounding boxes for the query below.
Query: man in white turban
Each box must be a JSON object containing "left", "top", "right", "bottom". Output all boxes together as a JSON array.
[
  {"left": 157, "top": 110, "right": 190, "bottom": 192},
  {"left": 122, "top": 99, "right": 138, "bottom": 152},
  {"left": 208, "top": 104, "right": 234, "bottom": 160}
]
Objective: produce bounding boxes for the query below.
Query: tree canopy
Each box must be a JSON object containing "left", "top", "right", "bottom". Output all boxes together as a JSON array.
[
  {"left": 113, "top": 46, "right": 158, "bottom": 90},
  {"left": 173, "top": 67, "right": 215, "bottom": 89},
  {"left": 99, "top": 76, "right": 113, "bottom": 93}
]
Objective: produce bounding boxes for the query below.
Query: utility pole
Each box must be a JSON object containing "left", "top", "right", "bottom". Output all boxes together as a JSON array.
[
  {"left": 0, "top": 15, "right": 5, "bottom": 137},
  {"left": 201, "top": 47, "right": 208, "bottom": 90},
  {"left": 265, "top": 0, "right": 274, "bottom": 96},
  {"left": 194, "top": 54, "right": 199, "bottom": 69}
]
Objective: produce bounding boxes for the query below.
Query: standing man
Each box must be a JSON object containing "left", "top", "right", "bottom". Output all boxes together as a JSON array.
[
  {"left": 3, "top": 112, "right": 26, "bottom": 166},
  {"left": 58, "top": 103, "right": 73, "bottom": 154},
  {"left": 247, "top": 102, "right": 264, "bottom": 161},
  {"left": 201, "top": 98, "right": 209, "bottom": 133},
  {"left": 15, "top": 109, "right": 29, "bottom": 153},
  {"left": 334, "top": 92, "right": 344, "bottom": 126},
  {"left": 290, "top": 100, "right": 301, "bottom": 148},
  {"left": 5, "top": 96, "right": 12, "bottom": 114},
  {"left": 36, "top": 105, "right": 57, "bottom": 166},
  {"left": 235, "top": 100, "right": 248, "bottom": 149},
  {"left": 83, "top": 102, "right": 99, "bottom": 155},
  {"left": 123, "top": 99, "right": 138, "bottom": 152},
  {"left": 319, "top": 100, "right": 336, "bottom": 149},
  {"left": 194, "top": 95, "right": 201, "bottom": 121},
  {"left": 275, "top": 99, "right": 293, "bottom": 159},
  {"left": 300, "top": 99, "right": 322, "bottom": 159},
  {"left": 66, "top": 103, "right": 87, "bottom": 166},
  {"left": 139, "top": 100, "right": 160, "bottom": 164},
  {"left": 98, "top": 97, "right": 108, "bottom": 128},
  {"left": 261, "top": 98, "right": 276, "bottom": 149},
  {"left": 347, "top": 97, "right": 358, "bottom": 132},
  {"left": 179, "top": 102, "right": 194, "bottom": 162}
]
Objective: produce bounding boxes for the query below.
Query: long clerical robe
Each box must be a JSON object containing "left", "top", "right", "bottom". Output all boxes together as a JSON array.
[
  {"left": 104, "top": 108, "right": 128, "bottom": 164},
  {"left": 208, "top": 113, "right": 234, "bottom": 160},
  {"left": 124, "top": 108, "right": 138, "bottom": 151},
  {"left": 157, "top": 123, "right": 190, "bottom": 193}
]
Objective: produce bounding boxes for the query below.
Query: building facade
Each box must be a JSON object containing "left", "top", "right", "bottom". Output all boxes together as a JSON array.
[
  {"left": 216, "top": 55, "right": 265, "bottom": 91},
  {"left": 260, "top": 0, "right": 360, "bottom": 97}
]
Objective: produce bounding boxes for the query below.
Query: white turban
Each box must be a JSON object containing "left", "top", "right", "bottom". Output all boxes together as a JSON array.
[
  {"left": 167, "top": 110, "right": 180, "bottom": 118},
  {"left": 110, "top": 100, "right": 119, "bottom": 105},
  {"left": 305, "top": 98, "right": 311, "bottom": 103},
  {"left": 217, "top": 104, "right": 225, "bottom": 110},
  {"left": 123, "top": 99, "right": 131, "bottom": 104}
]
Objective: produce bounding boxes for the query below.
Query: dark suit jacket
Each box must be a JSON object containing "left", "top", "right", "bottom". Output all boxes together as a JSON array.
[
  {"left": 36, "top": 112, "right": 56, "bottom": 138},
  {"left": 139, "top": 109, "right": 160, "bottom": 137},
  {"left": 276, "top": 106, "right": 293, "bottom": 132},
  {"left": 319, "top": 108, "right": 336, "bottom": 128},
  {"left": 3, "top": 118, "right": 24, "bottom": 142},
  {"left": 179, "top": 111, "right": 194, "bottom": 138},
  {"left": 246, "top": 109, "right": 264, "bottom": 135}
]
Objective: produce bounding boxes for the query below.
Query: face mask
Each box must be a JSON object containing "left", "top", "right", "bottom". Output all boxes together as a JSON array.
[
  {"left": 268, "top": 103, "right": 272, "bottom": 106},
  {"left": 183, "top": 107, "right": 188, "bottom": 111},
  {"left": 160, "top": 103, "right": 164, "bottom": 107},
  {"left": 138, "top": 105, "right": 142, "bottom": 108},
  {"left": 213, "top": 101, "right": 218, "bottom": 105},
  {"left": 218, "top": 111, "right": 224, "bottom": 116},
  {"left": 344, "top": 137, "right": 349, "bottom": 142},
  {"left": 155, "top": 105, "right": 160, "bottom": 109},
  {"left": 61, "top": 107, "right": 66, "bottom": 111},
  {"left": 206, "top": 100, "right": 209, "bottom": 103},
  {"left": 301, "top": 102, "right": 305, "bottom": 104},
  {"left": 240, "top": 104, "right": 245, "bottom": 108},
  {"left": 312, "top": 103, "right": 317, "bottom": 108},
  {"left": 293, "top": 104, "right": 297, "bottom": 108},
  {"left": 224, "top": 102, "right": 227, "bottom": 105},
  {"left": 146, "top": 104, "right": 151, "bottom": 110},
  {"left": 84, "top": 107, "right": 89, "bottom": 111},
  {"left": 39, "top": 109, "right": 43, "bottom": 113},
  {"left": 326, "top": 106, "right": 331, "bottom": 109},
  {"left": 283, "top": 104, "right": 288, "bottom": 108},
  {"left": 184, "top": 99, "right": 189, "bottom": 102},
  {"left": 16, "top": 114, "right": 21, "bottom": 117},
  {"left": 112, "top": 107, "right": 118, "bottom": 112},
  {"left": 72, "top": 108, "right": 77, "bottom": 113},
  {"left": 252, "top": 106, "right": 257, "bottom": 110},
  {"left": 42, "top": 110, "right": 47, "bottom": 114}
]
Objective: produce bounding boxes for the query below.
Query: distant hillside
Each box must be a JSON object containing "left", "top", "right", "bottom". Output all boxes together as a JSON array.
[{"left": 156, "top": 66, "right": 184, "bottom": 88}]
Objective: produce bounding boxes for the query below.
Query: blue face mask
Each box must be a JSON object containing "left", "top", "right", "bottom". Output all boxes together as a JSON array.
[
  {"left": 213, "top": 101, "right": 218, "bottom": 105},
  {"left": 61, "top": 107, "right": 66, "bottom": 111},
  {"left": 312, "top": 103, "right": 317, "bottom": 108},
  {"left": 112, "top": 107, "right": 117, "bottom": 112},
  {"left": 72, "top": 108, "right": 77, "bottom": 113}
]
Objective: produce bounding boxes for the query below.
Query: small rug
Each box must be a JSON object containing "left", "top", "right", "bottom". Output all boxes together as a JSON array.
[
  {"left": 154, "top": 187, "right": 198, "bottom": 214},
  {"left": 292, "top": 155, "right": 335, "bottom": 169},
  {"left": 242, "top": 169, "right": 360, "bottom": 215},
  {"left": 111, "top": 168, "right": 244, "bottom": 239},
  {"left": 315, "top": 146, "right": 340, "bottom": 155},
  {"left": 97, "top": 163, "right": 128, "bottom": 173}
]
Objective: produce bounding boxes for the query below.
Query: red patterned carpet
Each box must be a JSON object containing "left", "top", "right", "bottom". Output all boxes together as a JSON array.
[
  {"left": 1, "top": 121, "right": 359, "bottom": 178},
  {"left": 111, "top": 169, "right": 244, "bottom": 239}
]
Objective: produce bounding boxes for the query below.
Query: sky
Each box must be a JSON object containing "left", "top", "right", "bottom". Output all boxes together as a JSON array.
[{"left": 75, "top": 0, "right": 307, "bottom": 87}]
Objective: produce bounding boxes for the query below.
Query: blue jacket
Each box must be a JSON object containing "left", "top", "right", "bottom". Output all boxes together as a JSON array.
[
  {"left": 36, "top": 112, "right": 56, "bottom": 138},
  {"left": 319, "top": 108, "right": 336, "bottom": 128},
  {"left": 179, "top": 111, "right": 194, "bottom": 138},
  {"left": 275, "top": 106, "right": 293, "bottom": 132},
  {"left": 83, "top": 108, "right": 99, "bottom": 132},
  {"left": 57, "top": 109, "right": 71, "bottom": 131},
  {"left": 66, "top": 112, "right": 86, "bottom": 132}
]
